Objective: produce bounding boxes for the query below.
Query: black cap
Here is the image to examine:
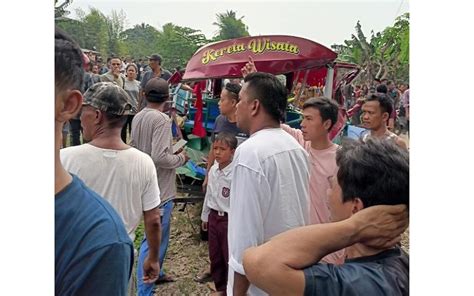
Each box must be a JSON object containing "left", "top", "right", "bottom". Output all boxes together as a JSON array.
[
  {"left": 147, "top": 54, "right": 162, "bottom": 63},
  {"left": 144, "top": 78, "right": 169, "bottom": 101}
]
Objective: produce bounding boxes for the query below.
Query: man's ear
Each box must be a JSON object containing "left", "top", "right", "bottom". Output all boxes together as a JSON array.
[
  {"left": 250, "top": 99, "right": 259, "bottom": 117},
  {"left": 323, "top": 119, "right": 332, "bottom": 131},
  {"left": 382, "top": 112, "right": 390, "bottom": 121},
  {"left": 56, "top": 90, "right": 83, "bottom": 122},
  {"left": 351, "top": 197, "right": 365, "bottom": 214}
]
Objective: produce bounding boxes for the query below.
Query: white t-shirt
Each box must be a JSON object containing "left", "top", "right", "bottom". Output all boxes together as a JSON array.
[
  {"left": 60, "top": 144, "right": 161, "bottom": 241},
  {"left": 201, "top": 162, "right": 233, "bottom": 222},
  {"left": 227, "top": 128, "right": 310, "bottom": 296}
]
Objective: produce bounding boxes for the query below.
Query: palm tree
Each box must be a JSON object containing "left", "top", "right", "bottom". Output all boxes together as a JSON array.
[{"left": 213, "top": 10, "right": 250, "bottom": 41}]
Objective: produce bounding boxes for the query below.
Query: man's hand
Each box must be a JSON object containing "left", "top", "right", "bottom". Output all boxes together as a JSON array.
[
  {"left": 180, "top": 150, "right": 190, "bottom": 162},
  {"left": 112, "top": 67, "right": 121, "bottom": 78},
  {"left": 142, "top": 255, "right": 160, "bottom": 284},
  {"left": 201, "top": 221, "right": 208, "bottom": 231},
  {"left": 351, "top": 204, "right": 409, "bottom": 249},
  {"left": 241, "top": 56, "right": 257, "bottom": 78}
]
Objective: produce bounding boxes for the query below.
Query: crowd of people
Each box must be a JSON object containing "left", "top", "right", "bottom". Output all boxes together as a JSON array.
[{"left": 55, "top": 27, "right": 409, "bottom": 296}]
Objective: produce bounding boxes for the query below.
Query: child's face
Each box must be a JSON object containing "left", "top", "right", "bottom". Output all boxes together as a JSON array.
[{"left": 213, "top": 140, "right": 234, "bottom": 164}]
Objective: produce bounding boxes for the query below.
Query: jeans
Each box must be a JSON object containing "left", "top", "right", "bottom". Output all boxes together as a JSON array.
[
  {"left": 121, "top": 115, "right": 134, "bottom": 143},
  {"left": 137, "top": 199, "right": 174, "bottom": 296}
]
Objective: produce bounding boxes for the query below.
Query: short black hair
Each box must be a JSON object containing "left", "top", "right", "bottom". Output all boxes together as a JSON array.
[
  {"left": 146, "top": 93, "right": 169, "bottom": 103},
  {"left": 302, "top": 97, "right": 339, "bottom": 131},
  {"left": 103, "top": 112, "right": 128, "bottom": 129},
  {"left": 336, "top": 138, "right": 409, "bottom": 208},
  {"left": 376, "top": 84, "right": 388, "bottom": 94},
  {"left": 55, "top": 27, "right": 84, "bottom": 93},
  {"left": 225, "top": 82, "right": 241, "bottom": 101},
  {"left": 243, "top": 72, "right": 287, "bottom": 122},
  {"left": 364, "top": 93, "right": 393, "bottom": 115},
  {"left": 214, "top": 132, "right": 238, "bottom": 150}
]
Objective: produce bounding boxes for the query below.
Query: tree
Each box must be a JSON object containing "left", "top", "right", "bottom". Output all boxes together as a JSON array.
[
  {"left": 121, "top": 23, "right": 161, "bottom": 59},
  {"left": 79, "top": 8, "right": 109, "bottom": 57},
  {"left": 106, "top": 9, "right": 128, "bottom": 56},
  {"left": 213, "top": 10, "right": 250, "bottom": 41},
  {"left": 156, "top": 23, "right": 210, "bottom": 69},
  {"left": 331, "top": 13, "right": 409, "bottom": 83}
]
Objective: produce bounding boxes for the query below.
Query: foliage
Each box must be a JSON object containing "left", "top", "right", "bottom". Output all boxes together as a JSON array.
[
  {"left": 156, "top": 23, "right": 210, "bottom": 69},
  {"left": 55, "top": 5, "right": 212, "bottom": 69},
  {"left": 331, "top": 13, "right": 409, "bottom": 83},
  {"left": 212, "top": 10, "right": 250, "bottom": 41},
  {"left": 121, "top": 23, "right": 161, "bottom": 59}
]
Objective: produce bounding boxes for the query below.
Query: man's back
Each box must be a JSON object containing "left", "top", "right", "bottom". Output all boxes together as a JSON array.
[
  {"left": 303, "top": 247, "right": 409, "bottom": 296},
  {"left": 131, "top": 108, "right": 184, "bottom": 202},
  {"left": 228, "top": 128, "right": 310, "bottom": 295},
  {"left": 60, "top": 144, "right": 160, "bottom": 241},
  {"left": 55, "top": 175, "right": 133, "bottom": 296}
]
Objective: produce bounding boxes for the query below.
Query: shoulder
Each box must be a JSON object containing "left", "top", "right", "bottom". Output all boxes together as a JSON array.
[
  {"left": 60, "top": 144, "right": 93, "bottom": 159},
  {"left": 56, "top": 176, "right": 131, "bottom": 245},
  {"left": 394, "top": 136, "right": 408, "bottom": 150},
  {"left": 127, "top": 147, "right": 155, "bottom": 164}
]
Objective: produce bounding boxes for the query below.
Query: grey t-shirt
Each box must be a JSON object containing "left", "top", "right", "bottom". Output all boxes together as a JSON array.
[
  {"left": 124, "top": 79, "right": 140, "bottom": 112},
  {"left": 140, "top": 69, "right": 172, "bottom": 89},
  {"left": 304, "top": 247, "right": 409, "bottom": 296},
  {"left": 211, "top": 115, "right": 249, "bottom": 146}
]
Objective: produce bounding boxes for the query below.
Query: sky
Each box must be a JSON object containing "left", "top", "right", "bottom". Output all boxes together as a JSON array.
[{"left": 67, "top": 0, "right": 409, "bottom": 47}]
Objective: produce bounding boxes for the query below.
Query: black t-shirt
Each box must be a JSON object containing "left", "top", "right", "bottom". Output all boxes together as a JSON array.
[
  {"left": 304, "top": 247, "right": 409, "bottom": 296},
  {"left": 211, "top": 114, "right": 249, "bottom": 146}
]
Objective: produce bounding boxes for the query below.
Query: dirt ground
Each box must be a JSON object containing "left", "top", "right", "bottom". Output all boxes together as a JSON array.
[
  {"left": 146, "top": 200, "right": 409, "bottom": 295},
  {"left": 152, "top": 202, "right": 213, "bottom": 295}
]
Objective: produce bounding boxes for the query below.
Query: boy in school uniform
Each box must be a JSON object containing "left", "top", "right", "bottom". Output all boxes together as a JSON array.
[{"left": 201, "top": 132, "right": 238, "bottom": 296}]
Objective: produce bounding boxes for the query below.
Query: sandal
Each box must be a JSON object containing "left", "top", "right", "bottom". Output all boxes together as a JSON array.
[
  {"left": 193, "top": 271, "right": 212, "bottom": 283},
  {"left": 155, "top": 274, "right": 175, "bottom": 285}
]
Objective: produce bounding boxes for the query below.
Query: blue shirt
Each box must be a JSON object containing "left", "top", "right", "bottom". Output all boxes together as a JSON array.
[
  {"left": 55, "top": 175, "right": 134, "bottom": 296},
  {"left": 211, "top": 115, "right": 249, "bottom": 146},
  {"left": 304, "top": 247, "right": 409, "bottom": 296}
]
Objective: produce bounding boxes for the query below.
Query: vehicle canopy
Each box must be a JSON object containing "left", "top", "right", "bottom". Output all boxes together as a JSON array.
[
  {"left": 180, "top": 35, "right": 360, "bottom": 140},
  {"left": 183, "top": 35, "right": 337, "bottom": 80}
]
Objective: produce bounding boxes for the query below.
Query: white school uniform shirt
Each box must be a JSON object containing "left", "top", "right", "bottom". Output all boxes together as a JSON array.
[
  {"left": 227, "top": 128, "right": 310, "bottom": 296},
  {"left": 201, "top": 161, "right": 233, "bottom": 222}
]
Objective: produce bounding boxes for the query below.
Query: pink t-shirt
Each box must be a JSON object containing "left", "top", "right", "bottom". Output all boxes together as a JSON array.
[{"left": 281, "top": 124, "right": 345, "bottom": 264}]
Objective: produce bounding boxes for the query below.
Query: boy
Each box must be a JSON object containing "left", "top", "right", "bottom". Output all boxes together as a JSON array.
[{"left": 201, "top": 132, "right": 238, "bottom": 295}]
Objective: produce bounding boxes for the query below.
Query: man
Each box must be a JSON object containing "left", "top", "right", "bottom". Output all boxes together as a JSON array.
[
  {"left": 228, "top": 72, "right": 310, "bottom": 295},
  {"left": 361, "top": 93, "right": 408, "bottom": 149},
  {"left": 196, "top": 82, "right": 249, "bottom": 285},
  {"left": 388, "top": 80, "right": 401, "bottom": 108},
  {"left": 203, "top": 82, "right": 249, "bottom": 190},
  {"left": 131, "top": 78, "right": 189, "bottom": 295},
  {"left": 55, "top": 27, "right": 133, "bottom": 295},
  {"left": 400, "top": 83, "right": 410, "bottom": 134},
  {"left": 91, "top": 63, "right": 99, "bottom": 74},
  {"left": 140, "top": 54, "right": 172, "bottom": 96},
  {"left": 60, "top": 82, "right": 163, "bottom": 290},
  {"left": 136, "top": 58, "right": 143, "bottom": 81},
  {"left": 98, "top": 58, "right": 109, "bottom": 74},
  {"left": 243, "top": 139, "right": 409, "bottom": 296},
  {"left": 280, "top": 97, "right": 344, "bottom": 264},
  {"left": 100, "top": 56, "right": 126, "bottom": 88}
]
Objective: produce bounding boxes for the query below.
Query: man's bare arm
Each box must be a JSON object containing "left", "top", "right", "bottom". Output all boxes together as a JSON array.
[
  {"left": 233, "top": 272, "right": 251, "bottom": 296},
  {"left": 243, "top": 205, "right": 408, "bottom": 295},
  {"left": 142, "top": 207, "right": 162, "bottom": 283}
]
